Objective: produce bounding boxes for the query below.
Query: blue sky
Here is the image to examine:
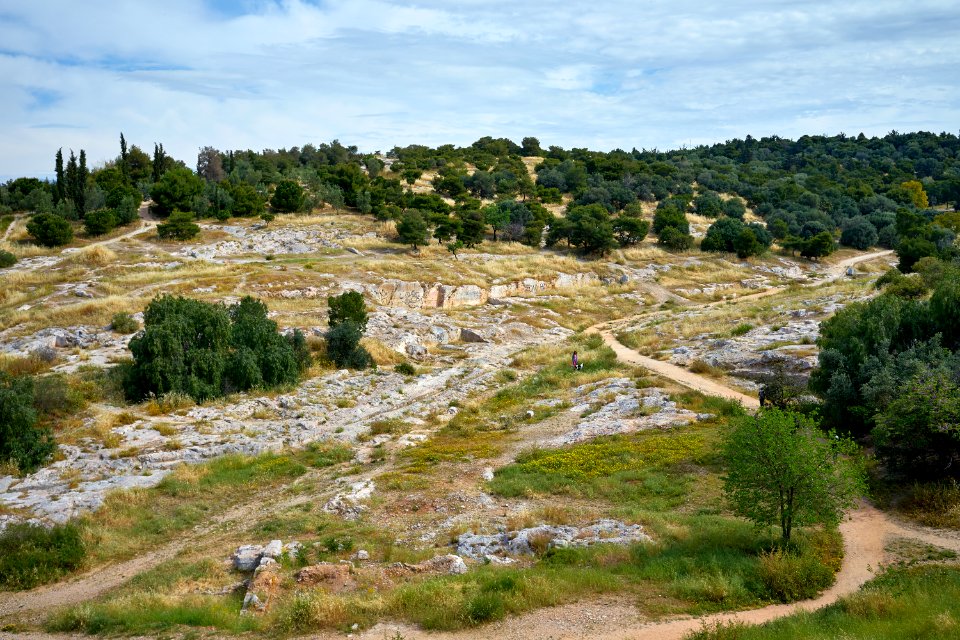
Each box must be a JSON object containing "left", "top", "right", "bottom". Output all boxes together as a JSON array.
[{"left": 1, "top": 0, "right": 958, "bottom": 180}]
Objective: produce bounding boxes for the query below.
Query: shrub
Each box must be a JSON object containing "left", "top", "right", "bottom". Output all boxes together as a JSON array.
[
  {"left": 26, "top": 212, "right": 73, "bottom": 247},
  {"left": 0, "top": 249, "right": 16, "bottom": 268},
  {"left": 83, "top": 208, "right": 117, "bottom": 236},
  {"left": 327, "top": 291, "right": 368, "bottom": 333},
  {"left": 0, "top": 523, "right": 86, "bottom": 590},
  {"left": 394, "top": 362, "right": 416, "bottom": 376},
  {"left": 757, "top": 547, "right": 834, "bottom": 602},
  {"left": 658, "top": 226, "right": 694, "bottom": 251},
  {"left": 110, "top": 312, "right": 139, "bottom": 334},
  {"left": 0, "top": 373, "right": 56, "bottom": 473},
  {"left": 156, "top": 211, "right": 200, "bottom": 240},
  {"left": 271, "top": 179, "right": 304, "bottom": 213},
  {"left": 124, "top": 295, "right": 304, "bottom": 403},
  {"left": 32, "top": 374, "right": 84, "bottom": 418},
  {"left": 326, "top": 322, "right": 374, "bottom": 370}
]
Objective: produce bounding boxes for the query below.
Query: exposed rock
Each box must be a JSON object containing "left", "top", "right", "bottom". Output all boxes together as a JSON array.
[
  {"left": 262, "top": 539, "right": 283, "bottom": 559},
  {"left": 459, "top": 328, "right": 488, "bottom": 343},
  {"left": 242, "top": 559, "right": 282, "bottom": 614},
  {"left": 295, "top": 563, "right": 357, "bottom": 592},
  {"left": 323, "top": 480, "right": 375, "bottom": 520},
  {"left": 457, "top": 520, "right": 651, "bottom": 559},
  {"left": 391, "top": 554, "right": 469, "bottom": 576},
  {"left": 232, "top": 545, "right": 264, "bottom": 572}
]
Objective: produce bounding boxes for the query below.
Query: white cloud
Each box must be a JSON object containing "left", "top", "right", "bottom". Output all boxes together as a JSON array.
[{"left": 0, "top": 0, "right": 958, "bottom": 178}]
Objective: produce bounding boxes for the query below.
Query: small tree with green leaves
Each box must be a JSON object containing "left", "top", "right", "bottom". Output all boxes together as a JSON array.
[
  {"left": 27, "top": 213, "right": 73, "bottom": 247},
  {"left": 397, "top": 209, "right": 429, "bottom": 250},
  {"left": 156, "top": 211, "right": 200, "bottom": 240},
  {"left": 271, "top": 179, "right": 304, "bottom": 213},
  {"left": 0, "top": 373, "right": 56, "bottom": 474},
  {"left": 325, "top": 291, "right": 372, "bottom": 370},
  {"left": 83, "top": 208, "right": 117, "bottom": 237},
  {"left": 327, "top": 291, "right": 368, "bottom": 333},
  {"left": 722, "top": 409, "right": 864, "bottom": 544}
]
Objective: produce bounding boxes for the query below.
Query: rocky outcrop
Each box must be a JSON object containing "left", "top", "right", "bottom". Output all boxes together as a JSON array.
[
  {"left": 364, "top": 272, "right": 600, "bottom": 310},
  {"left": 457, "top": 520, "right": 651, "bottom": 560}
]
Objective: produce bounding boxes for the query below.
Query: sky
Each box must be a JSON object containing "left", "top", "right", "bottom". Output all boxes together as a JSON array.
[{"left": 1, "top": 0, "right": 959, "bottom": 180}]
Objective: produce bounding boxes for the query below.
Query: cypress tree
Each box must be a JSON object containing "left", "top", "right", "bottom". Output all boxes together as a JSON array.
[
  {"left": 65, "top": 150, "right": 79, "bottom": 209},
  {"left": 120, "top": 132, "right": 129, "bottom": 182},
  {"left": 152, "top": 143, "right": 165, "bottom": 182},
  {"left": 77, "top": 150, "right": 88, "bottom": 214},
  {"left": 54, "top": 149, "right": 65, "bottom": 203}
]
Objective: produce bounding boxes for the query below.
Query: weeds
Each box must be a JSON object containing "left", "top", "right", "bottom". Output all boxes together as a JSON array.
[{"left": 0, "top": 523, "right": 86, "bottom": 590}]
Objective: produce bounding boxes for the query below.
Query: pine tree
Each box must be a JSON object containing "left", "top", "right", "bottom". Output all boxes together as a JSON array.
[{"left": 54, "top": 149, "right": 65, "bottom": 203}]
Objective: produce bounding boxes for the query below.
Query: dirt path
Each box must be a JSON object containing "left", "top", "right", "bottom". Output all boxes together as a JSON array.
[
  {"left": 595, "top": 328, "right": 759, "bottom": 408},
  {"left": 1, "top": 215, "right": 19, "bottom": 243}
]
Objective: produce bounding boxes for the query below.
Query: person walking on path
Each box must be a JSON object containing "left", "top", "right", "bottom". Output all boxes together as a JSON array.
[{"left": 572, "top": 351, "right": 583, "bottom": 370}]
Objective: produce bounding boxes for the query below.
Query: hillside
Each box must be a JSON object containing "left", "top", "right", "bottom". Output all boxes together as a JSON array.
[{"left": 1, "top": 133, "right": 959, "bottom": 639}]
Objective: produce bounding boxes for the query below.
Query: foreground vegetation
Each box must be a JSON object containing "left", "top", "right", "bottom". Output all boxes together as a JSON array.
[{"left": 689, "top": 565, "right": 960, "bottom": 640}]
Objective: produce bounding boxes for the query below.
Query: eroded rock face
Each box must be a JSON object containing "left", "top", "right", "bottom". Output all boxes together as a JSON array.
[{"left": 365, "top": 273, "right": 599, "bottom": 310}]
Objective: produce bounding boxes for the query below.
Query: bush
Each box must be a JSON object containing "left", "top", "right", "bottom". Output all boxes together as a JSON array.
[
  {"left": 658, "top": 226, "right": 694, "bottom": 251},
  {"left": 325, "top": 322, "right": 373, "bottom": 370},
  {"left": 327, "top": 291, "right": 368, "bottom": 333},
  {"left": 271, "top": 179, "right": 304, "bottom": 213},
  {"left": 83, "top": 208, "right": 117, "bottom": 237},
  {"left": 26, "top": 213, "right": 73, "bottom": 247},
  {"left": 0, "top": 522, "right": 86, "bottom": 590},
  {"left": 32, "top": 374, "right": 84, "bottom": 418},
  {"left": 124, "top": 295, "right": 304, "bottom": 403},
  {"left": 757, "top": 547, "right": 835, "bottom": 602},
  {"left": 394, "top": 362, "right": 416, "bottom": 376},
  {"left": 156, "top": 211, "right": 200, "bottom": 240},
  {"left": 0, "top": 373, "right": 56, "bottom": 473},
  {"left": 110, "top": 312, "right": 139, "bottom": 334},
  {"left": 0, "top": 249, "right": 16, "bottom": 268}
]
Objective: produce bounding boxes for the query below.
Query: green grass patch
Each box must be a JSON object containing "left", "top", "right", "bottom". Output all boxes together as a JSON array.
[
  {"left": 730, "top": 323, "right": 754, "bottom": 337},
  {"left": 47, "top": 593, "right": 260, "bottom": 635},
  {"left": 488, "top": 426, "right": 717, "bottom": 511},
  {"left": 688, "top": 564, "right": 960, "bottom": 639},
  {"left": 0, "top": 523, "right": 86, "bottom": 591},
  {"left": 78, "top": 443, "right": 352, "bottom": 565}
]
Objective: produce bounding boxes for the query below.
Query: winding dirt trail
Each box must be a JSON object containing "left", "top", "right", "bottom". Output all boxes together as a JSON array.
[{"left": 596, "top": 328, "right": 759, "bottom": 408}]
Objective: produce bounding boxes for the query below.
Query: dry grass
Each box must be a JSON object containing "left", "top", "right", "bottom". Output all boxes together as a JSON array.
[
  {"left": 361, "top": 338, "right": 405, "bottom": 367},
  {"left": 67, "top": 245, "right": 117, "bottom": 267},
  {"left": 144, "top": 393, "right": 195, "bottom": 417},
  {"left": 0, "top": 352, "right": 60, "bottom": 376}
]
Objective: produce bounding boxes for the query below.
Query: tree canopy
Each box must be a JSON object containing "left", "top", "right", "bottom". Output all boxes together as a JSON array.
[{"left": 722, "top": 409, "right": 864, "bottom": 543}]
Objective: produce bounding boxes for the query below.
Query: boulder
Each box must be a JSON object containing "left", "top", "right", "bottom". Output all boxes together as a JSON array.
[
  {"left": 262, "top": 539, "right": 283, "bottom": 559},
  {"left": 417, "top": 554, "right": 468, "bottom": 575},
  {"left": 232, "top": 544, "right": 264, "bottom": 572},
  {"left": 459, "top": 328, "right": 488, "bottom": 344}
]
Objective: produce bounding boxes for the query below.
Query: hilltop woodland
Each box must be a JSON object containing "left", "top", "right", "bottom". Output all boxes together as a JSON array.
[
  {"left": 2, "top": 130, "right": 960, "bottom": 636},
  {"left": 0, "top": 131, "right": 957, "bottom": 262}
]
